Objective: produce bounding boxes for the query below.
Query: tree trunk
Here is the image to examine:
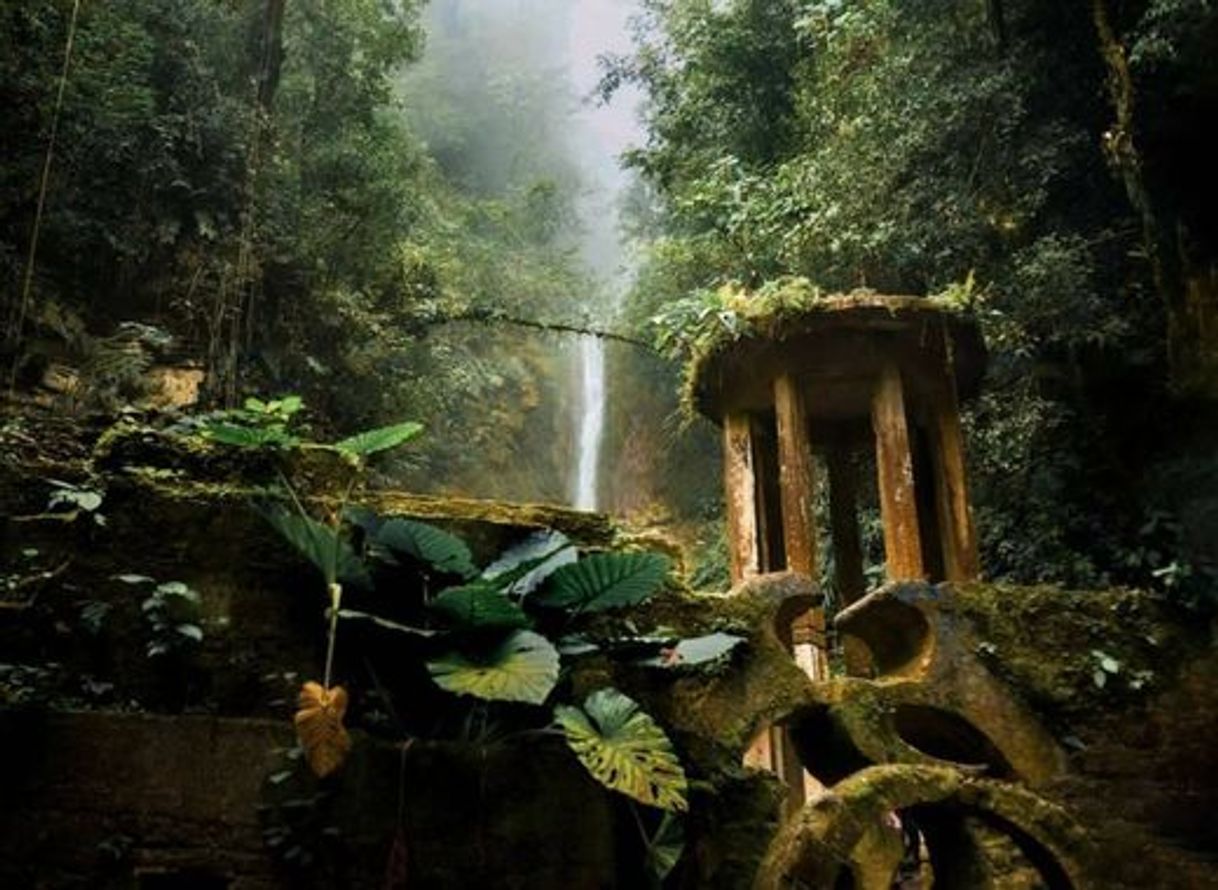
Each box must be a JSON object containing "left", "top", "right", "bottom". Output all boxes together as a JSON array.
[
  {"left": 1091, "top": 0, "right": 1218, "bottom": 398},
  {"left": 257, "top": 0, "right": 287, "bottom": 112}
]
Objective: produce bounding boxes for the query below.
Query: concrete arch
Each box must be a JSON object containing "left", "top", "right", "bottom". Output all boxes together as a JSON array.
[{"left": 754, "top": 765, "right": 1096, "bottom": 890}]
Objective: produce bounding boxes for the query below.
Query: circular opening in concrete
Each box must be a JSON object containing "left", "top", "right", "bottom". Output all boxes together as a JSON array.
[
  {"left": 905, "top": 805, "right": 1075, "bottom": 890},
  {"left": 835, "top": 596, "right": 931, "bottom": 676},
  {"left": 892, "top": 705, "right": 1014, "bottom": 778},
  {"left": 773, "top": 593, "right": 822, "bottom": 648},
  {"left": 787, "top": 705, "right": 873, "bottom": 786}
]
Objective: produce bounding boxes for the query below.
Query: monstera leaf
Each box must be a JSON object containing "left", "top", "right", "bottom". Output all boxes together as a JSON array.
[
  {"left": 429, "top": 583, "right": 531, "bottom": 631},
  {"left": 375, "top": 518, "right": 478, "bottom": 579},
  {"left": 334, "top": 421, "right": 423, "bottom": 457},
  {"left": 532, "top": 552, "right": 671, "bottom": 614},
  {"left": 426, "top": 630, "right": 559, "bottom": 705},
  {"left": 555, "top": 688, "right": 688, "bottom": 811}
]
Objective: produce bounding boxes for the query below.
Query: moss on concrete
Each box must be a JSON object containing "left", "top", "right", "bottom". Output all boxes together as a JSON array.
[
  {"left": 811, "top": 581, "right": 1218, "bottom": 890},
  {"left": 950, "top": 582, "right": 1206, "bottom": 726},
  {"left": 630, "top": 574, "right": 820, "bottom": 758},
  {"left": 755, "top": 764, "right": 1097, "bottom": 890},
  {"left": 677, "top": 282, "right": 979, "bottom": 421}
]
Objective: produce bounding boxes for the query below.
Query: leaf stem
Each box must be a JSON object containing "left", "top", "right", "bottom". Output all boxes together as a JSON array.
[{"left": 323, "top": 582, "right": 342, "bottom": 689}]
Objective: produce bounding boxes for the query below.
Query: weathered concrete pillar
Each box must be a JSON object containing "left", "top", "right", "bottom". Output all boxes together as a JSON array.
[
  {"left": 723, "top": 412, "right": 761, "bottom": 585},
  {"left": 929, "top": 378, "right": 981, "bottom": 582},
  {"left": 697, "top": 291, "right": 988, "bottom": 810},
  {"left": 751, "top": 416, "right": 785, "bottom": 574},
  {"left": 773, "top": 373, "right": 818, "bottom": 578},
  {"left": 872, "top": 364, "right": 925, "bottom": 581}
]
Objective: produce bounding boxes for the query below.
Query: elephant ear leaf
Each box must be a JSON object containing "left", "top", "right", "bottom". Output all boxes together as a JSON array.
[
  {"left": 429, "top": 583, "right": 531, "bottom": 631},
  {"left": 645, "top": 813, "right": 685, "bottom": 883},
  {"left": 481, "top": 529, "right": 575, "bottom": 595},
  {"left": 426, "top": 630, "right": 559, "bottom": 705},
  {"left": 334, "top": 421, "right": 423, "bottom": 457},
  {"left": 554, "top": 687, "right": 688, "bottom": 812},
  {"left": 257, "top": 502, "right": 371, "bottom": 590},
  {"left": 533, "top": 552, "right": 670, "bottom": 613},
  {"left": 636, "top": 632, "right": 746, "bottom": 669},
  {"left": 375, "top": 518, "right": 478, "bottom": 579}
]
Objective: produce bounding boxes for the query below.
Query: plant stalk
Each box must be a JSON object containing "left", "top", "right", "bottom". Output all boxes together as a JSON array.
[{"left": 323, "top": 582, "right": 341, "bottom": 689}]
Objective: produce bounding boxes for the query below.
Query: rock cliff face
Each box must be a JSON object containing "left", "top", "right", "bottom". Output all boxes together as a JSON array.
[{"left": 1, "top": 412, "right": 1215, "bottom": 888}]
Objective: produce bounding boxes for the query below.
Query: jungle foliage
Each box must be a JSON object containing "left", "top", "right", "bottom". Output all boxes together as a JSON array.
[
  {"left": 189, "top": 395, "right": 742, "bottom": 841},
  {"left": 4, "top": 0, "right": 1217, "bottom": 595},
  {"left": 1, "top": 0, "right": 587, "bottom": 492},
  {"left": 606, "top": 0, "right": 1218, "bottom": 597}
]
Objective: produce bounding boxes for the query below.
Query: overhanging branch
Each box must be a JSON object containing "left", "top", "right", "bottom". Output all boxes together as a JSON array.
[{"left": 419, "top": 307, "right": 654, "bottom": 351}]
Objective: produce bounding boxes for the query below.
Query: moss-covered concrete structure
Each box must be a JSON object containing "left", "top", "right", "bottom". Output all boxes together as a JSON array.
[
  {"left": 684, "top": 289, "right": 1217, "bottom": 888},
  {"left": 1, "top": 287, "right": 1216, "bottom": 889}
]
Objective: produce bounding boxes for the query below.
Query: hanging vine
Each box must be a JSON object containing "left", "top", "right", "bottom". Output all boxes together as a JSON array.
[
  {"left": 6, "top": 0, "right": 82, "bottom": 393},
  {"left": 208, "top": 0, "right": 286, "bottom": 406}
]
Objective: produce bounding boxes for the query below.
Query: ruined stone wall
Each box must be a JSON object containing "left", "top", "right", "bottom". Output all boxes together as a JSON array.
[{"left": 2, "top": 412, "right": 1215, "bottom": 888}]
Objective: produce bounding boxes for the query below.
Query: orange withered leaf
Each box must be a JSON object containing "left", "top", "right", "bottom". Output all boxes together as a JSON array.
[{"left": 294, "top": 681, "right": 351, "bottom": 778}]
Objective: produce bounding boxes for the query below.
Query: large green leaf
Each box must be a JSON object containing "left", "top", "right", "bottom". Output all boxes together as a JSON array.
[
  {"left": 257, "top": 503, "right": 371, "bottom": 589},
  {"left": 533, "top": 552, "right": 671, "bottom": 613},
  {"left": 426, "top": 630, "right": 559, "bottom": 705},
  {"left": 636, "top": 632, "right": 746, "bottom": 669},
  {"left": 555, "top": 688, "right": 688, "bottom": 811},
  {"left": 429, "top": 583, "right": 531, "bottom": 631},
  {"left": 481, "top": 545, "right": 575, "bottom": 601},
  {"left": 481, "top": 530, "right": 574, "bottom": 595},
  {"left": 334, "top": 421, "right": 423, "bottom": 457},
  {"left": 375, "top": 518, "right": 478, "bottom": 579},
  {"left": 645, "top": 812, "right": 685, "bottom": 884},
  {"left": 202, "top": 421, "right": 298, "bottom": 449}
]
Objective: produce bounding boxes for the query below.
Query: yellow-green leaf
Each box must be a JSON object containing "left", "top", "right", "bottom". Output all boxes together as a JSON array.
[
  {"left": 555, "top": 687, "right": 688, "bottom": 811},
  {"left": 426, "top": 630, "right": 558, "bottom": 705},
  {"left": 334, "top": 421, "right": 423, "bottom": 457}
]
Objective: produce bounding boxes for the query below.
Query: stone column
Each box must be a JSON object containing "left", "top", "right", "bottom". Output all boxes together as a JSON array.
[
  {"left": 826, "top": 446, "right": 866, "bottom": 606},
  {"left": 773, "top": 373, "right": 818, "bottom": 577},
  {"left": 872, "top": 364, "right": 925, "bottom": 581},
  {"left": 929, "top": 377, "right": 981, "bottom": 581},
  {"left": 723, "top": 412, "right": 762, "bottom": 584}
]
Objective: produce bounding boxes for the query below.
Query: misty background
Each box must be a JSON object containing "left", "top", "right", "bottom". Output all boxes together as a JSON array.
[{"left": 387, "top": 0, "right": 719, "bottom": 520}]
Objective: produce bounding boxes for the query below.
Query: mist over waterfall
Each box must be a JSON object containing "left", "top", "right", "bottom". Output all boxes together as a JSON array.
[
  {"left": 379, "top": 0, "right": 646, "bottom": 506},
  {"left": 566, "top": 0, "right": 644, "bottom": 511}
]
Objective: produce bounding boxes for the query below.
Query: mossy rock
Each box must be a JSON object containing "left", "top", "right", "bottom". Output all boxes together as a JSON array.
[{"left": 950, "top": 582, "right": 1206, "bottom": 727}]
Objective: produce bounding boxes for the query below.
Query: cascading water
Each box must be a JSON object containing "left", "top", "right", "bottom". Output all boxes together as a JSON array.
[
  {"left": 566, "top": 0, "right": 642, "bottom": 511},
  {"left": 573, "top": 333, "right": 607, "bottom": 510}
]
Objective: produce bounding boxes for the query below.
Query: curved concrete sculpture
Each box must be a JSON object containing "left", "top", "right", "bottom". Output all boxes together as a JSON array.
[{"left": 755, "top": 764, "right": 1096, "bottom": 890}]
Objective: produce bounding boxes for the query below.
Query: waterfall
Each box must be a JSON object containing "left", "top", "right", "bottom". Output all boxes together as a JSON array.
[
  {"left": 572, "top": 332, "right": 607, "bottom": 510},
  {"left": 565, "top": 0, "right": 641, "bottom": 512}
]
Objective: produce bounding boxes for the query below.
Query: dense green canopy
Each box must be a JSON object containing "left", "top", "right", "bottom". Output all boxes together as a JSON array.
[{"left": 607, "top": 0, "right": 1217, "bottom": 596}]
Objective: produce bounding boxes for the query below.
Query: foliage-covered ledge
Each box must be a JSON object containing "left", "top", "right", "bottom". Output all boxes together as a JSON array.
[{"left": 647, "top": 277, "right": 984, "bottom": 421}]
